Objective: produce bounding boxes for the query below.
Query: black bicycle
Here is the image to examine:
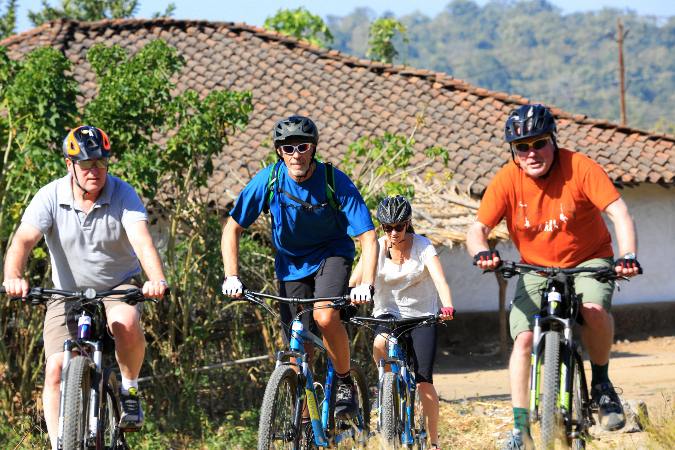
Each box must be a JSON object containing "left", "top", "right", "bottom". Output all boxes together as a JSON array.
[
  {"left": 239, "top": 290, "right": 370, "bottom": 449},
  {"left": 1, "top": 285, "right": 155, "bottom": 450},
  {"left": 495, "top": 261, "right": 623, "bottom": 449}
]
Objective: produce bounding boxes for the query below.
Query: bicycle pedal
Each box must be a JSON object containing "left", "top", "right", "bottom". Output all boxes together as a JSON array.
[{"left": 118, "top": 424, "right": 142, "bottom": 433}]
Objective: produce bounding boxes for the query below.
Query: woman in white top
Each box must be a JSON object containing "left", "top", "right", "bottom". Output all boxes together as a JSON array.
[{"left": 350, "top": 195, "right": 455, "bottom": 449}]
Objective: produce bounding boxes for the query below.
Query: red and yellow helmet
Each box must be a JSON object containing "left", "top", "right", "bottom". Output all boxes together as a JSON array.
[{"left": 62, "top": 126, "right": 111, "bottom": 160}]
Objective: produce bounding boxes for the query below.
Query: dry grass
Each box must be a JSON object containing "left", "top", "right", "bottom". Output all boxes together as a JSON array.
[{"left": 644, "top": 393, "right": 675, "bottom": 449}]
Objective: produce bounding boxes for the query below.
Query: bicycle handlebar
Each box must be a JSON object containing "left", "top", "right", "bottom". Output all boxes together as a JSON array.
[
  {"left": 494, "top": 261, "right": 622, "bottom": 281},
  {"left": 243, "top": 290, "right": 351, "bottom": 307},
  {"left": 350, "top": 314, "right": 438, "bottom": 327},
  {"left": 0, "top": 286, "right": 160, "bottom": 305}
]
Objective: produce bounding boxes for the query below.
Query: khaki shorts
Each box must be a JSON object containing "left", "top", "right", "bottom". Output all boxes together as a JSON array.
[
  {"left": 43, "top": 278, "right": 143, "bottom": 359},
  {"left": 509, "top": 258, "right": 615, "bottom": 340}
]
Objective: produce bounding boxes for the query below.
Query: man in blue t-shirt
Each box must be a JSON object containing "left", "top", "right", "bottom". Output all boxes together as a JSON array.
[{"left": 221, "top": 115, "right": 377, "bottom": 418}]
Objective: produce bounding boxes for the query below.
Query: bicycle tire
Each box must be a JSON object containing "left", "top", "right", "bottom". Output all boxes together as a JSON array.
[
  {"left": 379, "top": 371, "right": 400, "bottom": 448},
  {"left": 61, "top": 356, "right": 93, "bottom": 450},
  {"left": 568, "top": 356, "right": 588, "bottom": 449},
  {"left": 413, "top": 388, "right": 427, "bottom": 450},
  {"left": 541, "top": 331, "right": 562, "bottom": 449},
  {"left": 258, "top": 365, "right": 299, "bottom": 450},
  {"left": 99, "top": 369, "right": 128, "bottom": 450}
]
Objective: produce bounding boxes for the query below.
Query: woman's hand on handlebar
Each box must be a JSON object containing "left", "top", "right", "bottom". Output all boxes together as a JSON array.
[
  {"left": 1, "top": 278, "right": 30, "bottom": 298},
  {"left": 439, "top": 306, "right": 455, "bottom": 321}
]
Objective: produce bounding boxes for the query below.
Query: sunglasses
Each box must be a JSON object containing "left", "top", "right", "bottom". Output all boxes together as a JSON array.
[
  {"left": 513, "top": 137, "right": 550, "bottom": 153},
  {"left": 382, "top": 222, "right": 408, "bottom": 233},
  {"left": 73, "top": 159, "right": 108, "bottom": 170},
  {"left": 278, "top": 143, "right": 314, "bottom": 155}
]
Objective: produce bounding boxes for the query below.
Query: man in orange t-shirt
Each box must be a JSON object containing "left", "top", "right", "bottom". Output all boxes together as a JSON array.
[{"left": 466, "top": 104, "right": 641, "bottom": 449}]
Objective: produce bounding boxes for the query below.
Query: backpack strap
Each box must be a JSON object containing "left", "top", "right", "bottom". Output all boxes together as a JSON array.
[
  {"left": 263, "top": 160, "right": 283, "bottom": 214},
  {"left": 325, "top": 162, "right": 341, "bottom": 210}
]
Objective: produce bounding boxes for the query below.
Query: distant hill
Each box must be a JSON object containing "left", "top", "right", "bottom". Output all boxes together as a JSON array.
[{"left": 327, "top": 0, "right": 675, "bottom": 133}]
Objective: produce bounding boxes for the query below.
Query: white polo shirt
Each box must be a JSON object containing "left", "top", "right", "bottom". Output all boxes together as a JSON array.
[{"left": 21, "top": 174, "right": 147, "bottom": 290}]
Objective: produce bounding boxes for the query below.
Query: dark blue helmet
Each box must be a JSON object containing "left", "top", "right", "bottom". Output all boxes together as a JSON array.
[{"left": 504, "top": 104, "right": 557, "bottom": 143}]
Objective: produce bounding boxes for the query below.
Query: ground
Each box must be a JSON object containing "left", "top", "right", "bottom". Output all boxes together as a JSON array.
[{"left": 431, "top": 335, "right": 675, "bottom": 449}]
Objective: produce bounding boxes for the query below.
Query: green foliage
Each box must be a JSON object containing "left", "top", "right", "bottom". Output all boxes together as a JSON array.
[
  {"left": 264, "top": 7, "right": 334, "bottom": 48},
  {"left": 366, "top": 17, "right": 409, "bottom": 64},
  {"left": 340, "top": 121, "right": 450, "bottom": 214},
  {"left": 0, "top": 0, "right": 16, "bottom": 39},
  {"left": 330, "top": 1, "right": 675, "bottom": 131},
  {"left": 28, "top": 0, "right": 175, "bottom": 26},
  {"left": 0, "top": 38, "right": 257, "bottom": 444}
]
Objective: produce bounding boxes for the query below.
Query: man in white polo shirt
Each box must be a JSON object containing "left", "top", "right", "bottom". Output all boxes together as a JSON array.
[{"left": 2, "top": 125, "right": 167, "bottom": 448}]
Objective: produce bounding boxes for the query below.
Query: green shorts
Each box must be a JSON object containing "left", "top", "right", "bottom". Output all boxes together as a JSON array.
[{"left": 509, "top": 258, "right": 615, "bottom": 340}]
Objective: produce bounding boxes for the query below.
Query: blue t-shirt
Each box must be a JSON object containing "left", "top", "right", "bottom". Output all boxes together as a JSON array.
[{"left": 230, "top": 161, "right": 374, "bottom": 281}]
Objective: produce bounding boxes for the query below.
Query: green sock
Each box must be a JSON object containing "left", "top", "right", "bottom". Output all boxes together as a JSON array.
[
  {"left": 513, "top": 407, "right": 529, "bottom": 434},
  {"left": 591, "top": 362, "right": 609, "bottom": 386}
]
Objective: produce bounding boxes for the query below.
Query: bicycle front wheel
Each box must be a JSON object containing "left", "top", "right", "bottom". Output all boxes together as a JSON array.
[
  {"left": 540, "top": 331, "right": 562, "bottom": 449},
  {"left": 379, "top": 371, "right": 401, "bottom": 448},
  {"left": 61, "top": 356, "right": 93, "bottom": 450},
  {"left": 258, "top": 365, "right": 300, "bottom": 450},
  {"left": 413, "top": 388, "right": 427, "bottom": 450}
]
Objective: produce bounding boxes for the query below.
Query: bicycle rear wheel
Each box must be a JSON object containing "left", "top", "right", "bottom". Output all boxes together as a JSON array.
[
  {"left": 379, "top": 371, "right": 401, "bottom": 448},
  {"left": 540, "top": 331, "right": 562, "bottom": 449},
  {"left": 99, "top": 369, "right": 128, "bottom": 450},
  {"left": 61, "top": 356, "right": 93, "bottom": 450},
  {"left": 413, "top": 388, "right": 427, "bottom": 450},
  {"left": 258, "top": 365, "right": 300, "bottom": 450}
]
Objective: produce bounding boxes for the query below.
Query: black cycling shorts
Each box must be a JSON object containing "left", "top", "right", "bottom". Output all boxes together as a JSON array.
[
  {"left": 278, "top": 256, "right": 352, "bottom": 344},
  {"left": 374, "top": 314, "right": 438, "bottom": 384}
]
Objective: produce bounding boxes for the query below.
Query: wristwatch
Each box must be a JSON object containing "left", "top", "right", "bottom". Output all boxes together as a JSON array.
[{"left": 622, "top": 252, "right": 636, "bottom": 260}]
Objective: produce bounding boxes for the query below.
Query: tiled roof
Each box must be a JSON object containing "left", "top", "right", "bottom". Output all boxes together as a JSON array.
[{"left": 3, "top": 18, "right": 675, "bottom": 210}]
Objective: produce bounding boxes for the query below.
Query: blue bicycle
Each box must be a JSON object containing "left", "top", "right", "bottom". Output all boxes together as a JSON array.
[
  {"left": 350, "top": 314, "right": 444, "bottom": 449},
  {"left": 241, "top": 290, "right": 370, "bottom": 449}
]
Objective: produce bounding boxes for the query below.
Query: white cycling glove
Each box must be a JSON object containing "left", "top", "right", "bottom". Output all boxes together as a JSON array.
[
  {"left": 350, "top": 283, "right": 374, "bottom": 303},
  {"left": 222, "top": 276, "right": 244, "bottom": 296}
]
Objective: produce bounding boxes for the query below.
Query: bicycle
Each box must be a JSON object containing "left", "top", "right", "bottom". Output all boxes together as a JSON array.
[
  {"left": 349, "top": 314, "right": 445, "bottom": 449},
  {"left": 1, "top": 285, "right": 155, "bottom": 450},
  {"left": 495, "top": 261, "right": 623, "bottom": 449},
  {"left": 240, "top": 290, "right": 370, "bottom": 449}
]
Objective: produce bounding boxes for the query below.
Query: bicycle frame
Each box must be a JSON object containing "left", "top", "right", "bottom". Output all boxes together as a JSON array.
[
  {"left": 276, "top": 316, "right": 363, "bottom": 447},
  {"left": 378, "top": 335, "right": 419, "bottom": 446}
]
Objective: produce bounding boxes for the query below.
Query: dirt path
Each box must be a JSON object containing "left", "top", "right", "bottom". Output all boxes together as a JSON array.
[{"left": 432, "top": 336, "right": 675, "bottom": 448}]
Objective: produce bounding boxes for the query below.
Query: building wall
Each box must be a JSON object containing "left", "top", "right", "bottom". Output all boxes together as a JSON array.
[{"left": 442, "top": 184, "right": 675, "bottom": 312}]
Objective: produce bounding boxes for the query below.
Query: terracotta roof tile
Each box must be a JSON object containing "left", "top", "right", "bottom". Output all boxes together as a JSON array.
[{"left": 3, "top": 18, "right": 674, "bottom": 205}]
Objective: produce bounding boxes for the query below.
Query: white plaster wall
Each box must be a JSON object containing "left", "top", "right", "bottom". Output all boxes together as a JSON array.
[{"left": 438, "top": 184, "right": 675, "bottom": 312}]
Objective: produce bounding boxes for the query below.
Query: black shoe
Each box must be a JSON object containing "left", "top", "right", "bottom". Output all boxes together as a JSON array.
[
  {"left": 334, "top": 378, "right": 357, "bottom": 419},
  {"left": 591, "top": 381, "right": 625, "bottom": 431},
  {"left": 119, "top": 387, "right": 144, "bottom": 431}
]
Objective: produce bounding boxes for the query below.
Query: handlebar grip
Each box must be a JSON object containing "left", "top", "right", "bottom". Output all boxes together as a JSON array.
[{"left": 0, "top": 286, "right": 5, "bottom": 294}]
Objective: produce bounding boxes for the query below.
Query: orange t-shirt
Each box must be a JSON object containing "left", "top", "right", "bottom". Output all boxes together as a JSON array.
[{"left": 477, "top": 148, "right": 620, "bottom": 267}]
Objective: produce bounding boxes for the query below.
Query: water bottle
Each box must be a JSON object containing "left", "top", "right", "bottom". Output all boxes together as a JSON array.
[{"left": 78, "top": 314, "right": 91, "bottom": 339}]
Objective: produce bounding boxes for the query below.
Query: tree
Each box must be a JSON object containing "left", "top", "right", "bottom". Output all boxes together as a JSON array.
[
  {"left": 28, "top": 0, "right": 175, "bottom": 26},
  {"left": 366, "top": 17, "right": 408, "bottom": 64},
  {"left": 0, "top": 0, "right": 16, "bottom": 39},
  {"left": 264, "top": 7, "right": 334, "bottom": 48},
  {"left": 0, "top": 39, "right": 253, "bottom": 445}
]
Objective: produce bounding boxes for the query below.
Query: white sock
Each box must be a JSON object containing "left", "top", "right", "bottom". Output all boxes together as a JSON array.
[{"left": 121, "top": 376, "right": 139, "bottom": 394}]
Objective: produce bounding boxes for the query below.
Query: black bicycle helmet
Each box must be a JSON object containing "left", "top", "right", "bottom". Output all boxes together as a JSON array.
[
  {"left": 504, "top": 104, "right": 557, "bottom": 143},
  {"left": 273, "top": 115, "right": 319, "bottom": 147},
  {"left": 62, "top": 125, "right": 111, "bottom": 160},
  {"left": 376, "top": 195, "right": 412, "bottom": 225}
]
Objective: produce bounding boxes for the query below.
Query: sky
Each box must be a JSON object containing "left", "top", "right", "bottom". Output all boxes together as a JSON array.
[{"left": 11, "top": 0, "right": 675, "bottom": 33}]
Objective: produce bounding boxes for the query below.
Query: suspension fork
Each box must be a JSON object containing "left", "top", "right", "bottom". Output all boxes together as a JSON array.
[{"left": 529, "top": 315, "right": 543, "bottom": 420}]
